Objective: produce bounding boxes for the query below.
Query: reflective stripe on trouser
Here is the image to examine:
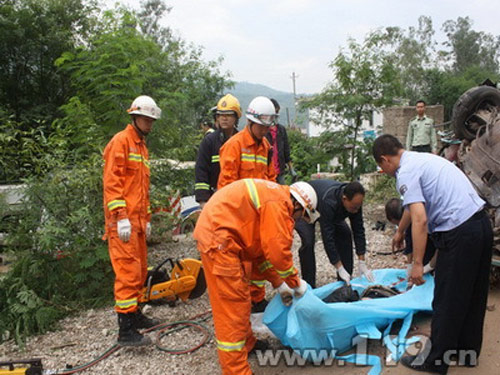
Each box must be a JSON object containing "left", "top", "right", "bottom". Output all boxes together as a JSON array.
[
  {"left": 250, "top": 257, "right": 284, "bottom": 303},
  {"left": 200, "top": 250, "right": 255, "bottom": 375},
  {"left": 108, "top": 230, "right": 148, "bottom": 313},
  {"left": 250, "top": 266, "right": 266, "bottom": 303}
]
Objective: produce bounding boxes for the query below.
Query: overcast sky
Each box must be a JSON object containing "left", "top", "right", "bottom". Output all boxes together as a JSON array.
[{"left": 113, "top": 0, "right": 499, "bottom": 94}]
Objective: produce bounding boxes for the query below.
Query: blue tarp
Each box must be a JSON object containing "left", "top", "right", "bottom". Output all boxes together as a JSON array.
[{"left": 263, "top": 269, "right": 434, "bottom": 374}]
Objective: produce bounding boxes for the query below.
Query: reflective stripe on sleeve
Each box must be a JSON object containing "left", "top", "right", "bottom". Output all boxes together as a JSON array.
[
  {"left": 258, "top": 260, "right": 273, "bottom": 273},
  {"left": 211, "top": 155, "right": 220, "bottom": 163},
  {"left": 250, "top": 279, "right": 266, "bottom": 287},
  {"left": 108, "top": 199, "right": 126, "bottom": 211},
  {"left": 276, "top": 265, "right": 296, "bottom": 278},
  {"left": 244, "top": 179, "right": 261, "bottom": 209},
  {"left": 195, "top": 182, "right": 211, "bottom": 190}
]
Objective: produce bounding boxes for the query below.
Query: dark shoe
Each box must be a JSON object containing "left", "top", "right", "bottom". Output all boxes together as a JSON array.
[
  {"left": 251, "top": 299, "right": 269, "bottom": 313},
  {"left": 134, "top": 310, "right": 161, "bottom": 329},
  {"left": 249, "top": 339, "right": 270, "bottom": 355},
  {"left": 400, "top": 355, "right": 447, "bottom": 374},
  {"left": 117, "top": 313, "right": 152, "bottom": 347},
  {"left": 372, "top": 220, "right": 386, "bottom": 231}
]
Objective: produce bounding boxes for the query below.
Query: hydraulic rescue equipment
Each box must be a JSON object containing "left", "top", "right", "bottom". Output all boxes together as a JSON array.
[
  {"left": 0, "top": 359, "right": 42, "bottom": 375},
  {"left": 139, "top": 258, "right": 206, "bottom": 304}
]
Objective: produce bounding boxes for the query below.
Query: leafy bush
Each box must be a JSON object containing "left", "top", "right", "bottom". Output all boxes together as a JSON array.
[
  {"left": 365, "top": 174, "right": 398, "bottom": 203},
  {"left": 0, "top": 112, "right": 52, "bottom": 183},
  {"left": 288, "top": 129, "right": 331, "bottom": 181},
  {"left": 0, "top": 0, "right": 227, "bottom": 344},
  {"left": 0, "top": 155, "right": 113, "bottom": 344}
]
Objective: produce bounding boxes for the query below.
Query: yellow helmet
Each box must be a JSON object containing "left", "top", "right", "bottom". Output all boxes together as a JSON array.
[{"left": 216, "top": 94, "right": 242, "bottom": 118}]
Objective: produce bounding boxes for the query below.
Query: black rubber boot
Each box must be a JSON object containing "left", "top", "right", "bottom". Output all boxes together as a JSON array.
[
  {"left": 249, "top": 339, "right": 270, "bottom": 355},
  {"left": 117, "top": 313, "right": 152, "bottom": 347},
  {"left": 134, "top": 309, "right": 161, "bottom": 329}
]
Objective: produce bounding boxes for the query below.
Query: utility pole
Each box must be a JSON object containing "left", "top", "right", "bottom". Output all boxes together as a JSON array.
[
  {"left": 290, "top": 72, "right": 298, "bottom": 99},
  {"left": 290, "top": 72, "right": 299, "bottom": 126}
]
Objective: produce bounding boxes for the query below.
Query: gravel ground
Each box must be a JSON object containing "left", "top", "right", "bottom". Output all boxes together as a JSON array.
[{"left": 0, "top": 203, "right": 408, "bottom": 375}]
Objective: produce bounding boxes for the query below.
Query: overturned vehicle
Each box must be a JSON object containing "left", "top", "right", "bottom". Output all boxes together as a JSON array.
[{"left": 448, "top": 81, "right": 500, "bottom": 272}]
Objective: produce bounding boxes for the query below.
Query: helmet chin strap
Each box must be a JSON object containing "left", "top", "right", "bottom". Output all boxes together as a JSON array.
[
  {"left": 132, "top": 117, "right": 147, "bottom": 138},
  {"left": 248, "top": 122, "right": 262, "bottom": 144}
]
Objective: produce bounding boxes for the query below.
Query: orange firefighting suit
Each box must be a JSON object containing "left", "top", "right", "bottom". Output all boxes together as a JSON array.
[
  {"left": 218, "top": 125, "right": 276, "bottom": 189},
  {"left": 103, "top": 124, "right": 151, "bottom": 314},
  {"left": 193, "top": 179, "right": 300, "bottom": 375},
  {"left": 217, "top": 125, "right": 277, "bottom": 303}
]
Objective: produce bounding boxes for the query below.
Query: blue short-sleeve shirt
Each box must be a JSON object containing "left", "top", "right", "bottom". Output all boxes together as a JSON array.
[{"left": 396, "top": 151, "right": 484, "bottom": 232}]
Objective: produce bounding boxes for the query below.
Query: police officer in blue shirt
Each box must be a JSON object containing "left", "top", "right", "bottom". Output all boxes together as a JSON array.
[{"left": 373, "top": 134, "right": 492, "bottom": 374}]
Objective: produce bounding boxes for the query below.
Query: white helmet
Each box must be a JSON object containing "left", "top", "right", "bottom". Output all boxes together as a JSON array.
[
  {"left": 246, "top": 96, "right": 278, "bottom": 126},
  {"left": 127, "top": 95, "right": 161, "bottom": 120},
  {"left": 290, "top": 182, "right": 320, "bottom": 223}
]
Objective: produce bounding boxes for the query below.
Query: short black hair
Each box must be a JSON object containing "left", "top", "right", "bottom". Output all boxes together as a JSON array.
[
  {"left": 201, "top": 119, "right": 213, "bottom": 128},
  {"left": 372, "top": 134, "right": 404, "bottom": 163},
  {"left": 385, "top": 198, "right": 403, "bottom": 222},
  {"left": 343, "top": 181, "right": 365, "bottom": 200},
  {"left": 416, "top": 100, "right": 426, "bottom": 106},
  {"left": 270, "top": 98, "right": 280, "bottom": 112}
]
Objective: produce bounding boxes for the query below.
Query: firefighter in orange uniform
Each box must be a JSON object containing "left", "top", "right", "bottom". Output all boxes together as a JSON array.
[
  {"left": 217, "top": 96, "right": 277, "bottom": 189},
  {"left": 193, "top": 179, "right": 320, "bottom": 375},
  {"left": 217, "top": 96, "right": 278, "bottom": 311},
  {"left": 103, "top": 95, "right": 161, "bottom": 346}
]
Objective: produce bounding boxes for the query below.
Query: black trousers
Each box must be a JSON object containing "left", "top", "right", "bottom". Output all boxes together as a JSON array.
[
  {"left": 404, "top": 224, "right": 437, "bottom": 265},
  {"left": 425, "top": 210, "right": 493, "bottom": 371},
  {"left": 295, "top": 218, "right": 353, "bottom": 288},
  {"left": 411, "top": 144, "right": 432, "bottom": 153}
]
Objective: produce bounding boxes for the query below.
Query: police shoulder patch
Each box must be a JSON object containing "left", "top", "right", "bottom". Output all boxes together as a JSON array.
[{"left": 399, "top": 184, "right": 408, "bottom": 195}]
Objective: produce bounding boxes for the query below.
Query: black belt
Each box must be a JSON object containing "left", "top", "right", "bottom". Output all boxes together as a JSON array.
[{"left": 411, "top": 145, "right": 431, "bottom": 152}]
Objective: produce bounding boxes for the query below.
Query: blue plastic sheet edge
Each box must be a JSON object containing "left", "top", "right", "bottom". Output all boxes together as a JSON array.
[{"left": 263, "top": 268, "right": 434, "bottom": 375}]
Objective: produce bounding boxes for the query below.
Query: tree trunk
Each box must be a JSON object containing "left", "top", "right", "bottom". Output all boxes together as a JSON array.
[{"left": 350, "top": 114, "right": 361, "bottom": 179}]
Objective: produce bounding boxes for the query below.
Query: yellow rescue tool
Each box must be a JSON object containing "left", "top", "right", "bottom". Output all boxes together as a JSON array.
[{"left": 139, "top": 258, "right": 206, "bottom": 304}]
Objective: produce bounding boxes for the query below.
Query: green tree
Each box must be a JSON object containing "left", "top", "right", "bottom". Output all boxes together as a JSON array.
[
  {"left": 442, "top": 16, "right": 500, "bottom": 74},
  {"left": 0, "top": 0, "right": 97, "bottom": 124},
  {"left": 424, "top": 65, "right": 499, "bottom": 120},
  {"left": 55, "top": 3, "right": 229, "bottom": 155},
  {"left": 287, "top": 129, "right": 330, "bottom": 181},
  {"left": 392, "top": 16, "right": 437, "bottom": 103},
  {"left": 0, "top": 0, "right": 229, "bottom": 342},
  {"left": 305, "top": 29, "right": 401, "bottom": 179}
]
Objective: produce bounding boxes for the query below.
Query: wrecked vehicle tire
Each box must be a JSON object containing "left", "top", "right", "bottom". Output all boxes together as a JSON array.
[{"left": 451, "top": 85, "right": 500, "bottom": 141}]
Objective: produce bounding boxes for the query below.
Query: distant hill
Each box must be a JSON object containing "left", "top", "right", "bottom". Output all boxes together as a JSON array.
[{"left": 228, "top": 82, "right": 308, "bottom": 129}]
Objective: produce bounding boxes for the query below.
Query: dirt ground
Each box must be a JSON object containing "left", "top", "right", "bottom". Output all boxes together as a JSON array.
[{"left": 1, "top": 202, "right": 499, "bottom": 375}]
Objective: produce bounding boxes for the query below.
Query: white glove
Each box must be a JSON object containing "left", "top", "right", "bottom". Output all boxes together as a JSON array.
[
  {"left": 358, "top": 260, "right": 375, "bottom": 283},
  {"left": 146, "top": 222, "right": 151, "bottom": 238},
  {"left": 337, "top": 266, "right": 351, "bottom": 285},
  {"left": 117, "top": 218, "right": 131, "bottom": 242},
  {"left": 406, "top": 263, "right": 413, "bottom": 278},
  {"left": 276, "top": 282, "right": 294, "bottom": 306},
  {"left": 423, "top": 263, "right": 434, "bottom": 274},
  {"left": 293, "top": 279, "right": 308, "bottom": 299},
  {"left": 290, "top": 166, "right": 298, "bottom": 177}
]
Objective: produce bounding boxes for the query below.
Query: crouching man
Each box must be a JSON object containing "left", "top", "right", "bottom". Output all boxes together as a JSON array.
[{"left": 193, "top": 179, "right": 318, "bottom": 375}]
